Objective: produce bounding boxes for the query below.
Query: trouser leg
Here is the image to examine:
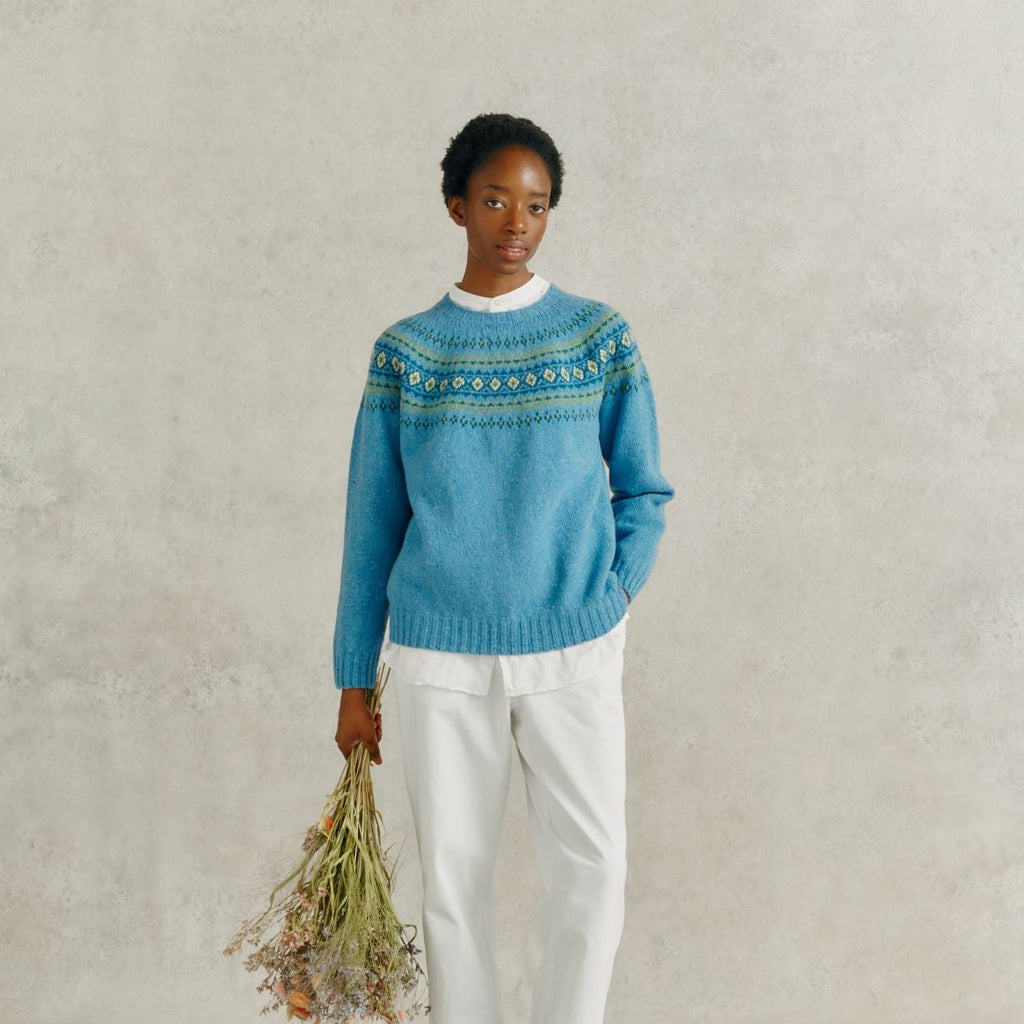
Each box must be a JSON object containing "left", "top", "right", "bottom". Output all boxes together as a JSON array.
[
  {"left": 393, "top": 670, "right": 512, "bottom": 1024},
  {"left": 510, "top": 659, "right": 628, "bottom": 1024}
]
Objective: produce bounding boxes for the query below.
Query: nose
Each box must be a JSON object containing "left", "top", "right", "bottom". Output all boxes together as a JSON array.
[{"left": 505, "top": 204, "right": 527, "bottom": 235}]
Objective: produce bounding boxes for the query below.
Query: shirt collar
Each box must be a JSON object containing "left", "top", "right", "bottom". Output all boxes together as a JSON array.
[{"left": 448, "top": 273, "right": 550, "bottom": 313}]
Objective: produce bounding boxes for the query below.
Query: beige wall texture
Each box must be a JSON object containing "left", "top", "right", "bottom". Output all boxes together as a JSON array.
[{"left": 3, "top": 1, "right": 1023, "bottom": 1022}]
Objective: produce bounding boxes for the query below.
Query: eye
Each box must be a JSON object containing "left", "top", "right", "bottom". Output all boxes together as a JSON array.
[
  {"left": 485, "top": 198, "right": 505, "bottom": 209},
  {"left": 530, "top": 203, "right": 547, "bottom": 214}
]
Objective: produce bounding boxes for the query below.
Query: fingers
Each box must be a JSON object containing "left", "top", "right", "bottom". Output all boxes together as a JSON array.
[
  {"left": 360, "top": 725, "right": 382, "bottom": 765},
  {"left": 335, "top": 725, "right": 383, "bottom": 764},
  {"left": 366, "top": 734, "right": 382, "bottom": 765}
]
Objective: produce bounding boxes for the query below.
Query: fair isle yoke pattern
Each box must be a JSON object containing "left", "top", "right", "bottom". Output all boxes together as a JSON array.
[{"left": 362, "top": 287, "right": 648, "bottom": 428}]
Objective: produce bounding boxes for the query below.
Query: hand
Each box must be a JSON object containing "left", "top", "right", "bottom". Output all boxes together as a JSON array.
[{"left": 335, "top": 688, "right": 383, "bottom": 764}]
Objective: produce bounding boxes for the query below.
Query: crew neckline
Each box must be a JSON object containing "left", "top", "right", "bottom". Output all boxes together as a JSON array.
[{"left": 432, "top": 283, "right": 569, "bottom": 333}]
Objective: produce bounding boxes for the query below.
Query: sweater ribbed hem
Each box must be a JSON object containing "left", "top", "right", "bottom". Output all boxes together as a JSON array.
[
  {"left": 335, "top": 647, "right": 382, "bottom": 690},
  {"left": 387, "top": 588, "right": 629, "bottom": 655}
]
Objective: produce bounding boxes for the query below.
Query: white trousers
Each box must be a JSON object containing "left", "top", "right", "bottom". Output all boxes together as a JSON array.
[{"left": 393, "top": 654, "right": 628, "bottom": 1024}]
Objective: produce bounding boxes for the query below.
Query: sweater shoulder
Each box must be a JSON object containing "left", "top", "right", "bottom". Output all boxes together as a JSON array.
[
  {"left": 546, "top": 288, "right": 635, "bottom": 350},
  {"left": 370, "top": 296, "right": 449, "bottom": 350},
  {"left": 548, "top": 285, "right": 620, "bottom": 317},
  {"left": 544, "top": 285, "right": 631, "bottom": 332}
]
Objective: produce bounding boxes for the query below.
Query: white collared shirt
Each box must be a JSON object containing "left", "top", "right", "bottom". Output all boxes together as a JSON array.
[{"left": 381, "top": 273, "right": 629, "bottom": 696}]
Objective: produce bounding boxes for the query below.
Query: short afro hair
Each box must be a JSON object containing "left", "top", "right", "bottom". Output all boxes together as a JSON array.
[{"left": 441, "top": 113, "right": 565, "bottom": 209}]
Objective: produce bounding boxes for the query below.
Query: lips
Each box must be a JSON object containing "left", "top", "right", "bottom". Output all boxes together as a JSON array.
[{"left": 497, "top": 243, "right": 528, "bottom": 261}]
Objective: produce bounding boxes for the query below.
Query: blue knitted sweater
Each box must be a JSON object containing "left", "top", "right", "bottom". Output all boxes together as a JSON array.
[{"left": 333, "top": 283, "right": 674, "bottom": 689}]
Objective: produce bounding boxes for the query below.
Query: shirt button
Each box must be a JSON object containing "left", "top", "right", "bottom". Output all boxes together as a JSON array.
[{"left": 489, "top": 297, "right": 506, "bottom": 312}]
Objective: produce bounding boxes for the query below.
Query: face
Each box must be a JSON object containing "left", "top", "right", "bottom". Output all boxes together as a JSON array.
[{"left": 447, "top": 145, "right": 553, "bottom": 296}]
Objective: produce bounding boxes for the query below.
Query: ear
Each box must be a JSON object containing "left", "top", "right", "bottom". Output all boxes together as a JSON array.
[{"left": 447, "top": 195, "right": 467, "bottom": 227}]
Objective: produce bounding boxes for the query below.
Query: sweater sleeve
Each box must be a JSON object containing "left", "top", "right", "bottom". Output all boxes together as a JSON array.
[
  {"left": 598, "top": 323, "right": 675, "bottom": 600},
  {"left": 332, "top": 340, "right": 413, "bottom": 689}
]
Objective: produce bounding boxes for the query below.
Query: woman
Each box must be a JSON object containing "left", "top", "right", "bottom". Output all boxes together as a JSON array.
[{"left": 332, "top": 113, "right": 674, "bottom": 1024}]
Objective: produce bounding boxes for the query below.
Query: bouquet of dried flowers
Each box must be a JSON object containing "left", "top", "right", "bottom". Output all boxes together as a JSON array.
[{"left": 224, "top": 665, "right": 428, "bottom": 1022}]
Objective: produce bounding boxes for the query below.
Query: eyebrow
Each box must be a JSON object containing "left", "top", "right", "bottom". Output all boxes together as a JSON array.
[{"left": 481, "top": 184, "right": 550, "bottom": 198}]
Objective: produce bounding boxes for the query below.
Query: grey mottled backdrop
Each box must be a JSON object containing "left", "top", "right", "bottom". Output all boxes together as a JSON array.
[{"left": 3, "top": 2, "right": 1023, "bottom": 1022}]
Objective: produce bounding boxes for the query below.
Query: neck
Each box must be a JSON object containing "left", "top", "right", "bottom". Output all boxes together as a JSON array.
[{"left": 457, "top": 266, "right": 534, "bottom": 298}]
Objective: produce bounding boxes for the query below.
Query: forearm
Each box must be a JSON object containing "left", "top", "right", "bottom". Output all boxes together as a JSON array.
[
  {"left": 599, "top": 344, "right": 674, "bottom": 598},
  {"left": 333, "top": 367, "right": 412, "bottom": 688}
]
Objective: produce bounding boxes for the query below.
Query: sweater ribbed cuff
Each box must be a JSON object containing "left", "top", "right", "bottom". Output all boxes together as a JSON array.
[
  {"left": 613, "top": 561, "right": 650, "bottom": 604},
  {"left": 334, "top": 647, "right": 381, "bottom": 690}
]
